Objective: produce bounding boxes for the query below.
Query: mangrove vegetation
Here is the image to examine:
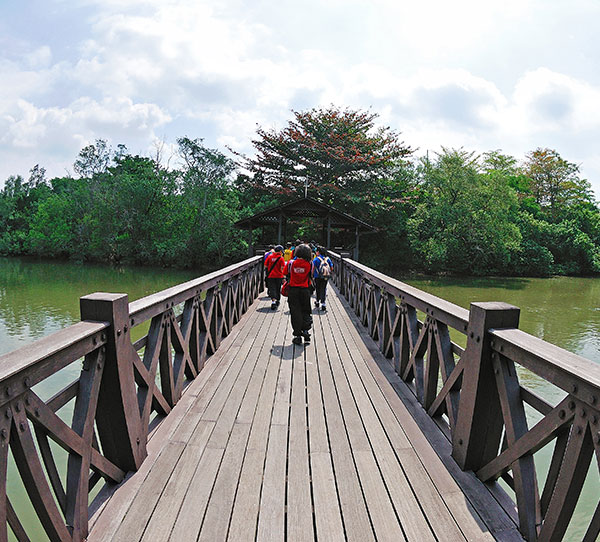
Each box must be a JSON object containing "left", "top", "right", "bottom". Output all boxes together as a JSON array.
[{"left": 1, "top": 106, "right": 599, "bottom": 276}]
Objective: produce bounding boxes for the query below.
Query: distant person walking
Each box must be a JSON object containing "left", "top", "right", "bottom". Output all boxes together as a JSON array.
[
  {"left": 265, "top": 245, "right": 285, "bottom": 310},
  {"left": 285, "top": 244, "right": 313, "bottom": 344},
  {"left": 283, "top": 242, "right": 293, "bottom": 262},
  {"left": 313, "top": 247, "right": 333, "bottom": 311},
  {"left": 262, "top": 244, "right": 275, "bottom": 290}
]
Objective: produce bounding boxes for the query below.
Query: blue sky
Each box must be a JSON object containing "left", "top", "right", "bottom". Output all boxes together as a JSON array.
[{"left": 2, "top": 0, "right": 600, "bottom": 195}]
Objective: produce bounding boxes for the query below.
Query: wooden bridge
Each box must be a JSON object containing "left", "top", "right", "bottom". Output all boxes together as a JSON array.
[{"left": 1, "top": 254, "right": 599, "bottom": 541}]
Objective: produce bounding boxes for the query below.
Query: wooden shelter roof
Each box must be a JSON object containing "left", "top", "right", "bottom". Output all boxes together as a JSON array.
[{"left": 233, "top": 196, "right": 377, "bottom": 232}]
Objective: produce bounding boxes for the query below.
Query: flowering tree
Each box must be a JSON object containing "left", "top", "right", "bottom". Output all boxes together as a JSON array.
[{"left": 238, "top": 106, "right": 413, "bottom": 209}]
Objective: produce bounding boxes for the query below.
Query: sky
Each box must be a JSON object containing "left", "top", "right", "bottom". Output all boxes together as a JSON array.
[{"left": 2, "top": 0, "right": 600, "bottom": 195}]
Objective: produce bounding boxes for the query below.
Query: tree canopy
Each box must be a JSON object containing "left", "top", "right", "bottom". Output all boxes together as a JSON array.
[
  {"left": 1, "top": 106, "right": 599, "bottom": 277},
  {"left": 238, "top": 106, "right": 413, "bottom": 212}
]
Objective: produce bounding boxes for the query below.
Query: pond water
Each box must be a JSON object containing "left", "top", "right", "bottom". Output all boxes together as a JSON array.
[
  {"left": 1, "top": 258, "right": 598, "bottom": 540},
  {"left": 400, "top": 274, "right": 600, "bottom": 541}
]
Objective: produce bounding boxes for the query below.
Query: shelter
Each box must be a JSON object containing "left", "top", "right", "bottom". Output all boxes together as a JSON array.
[{"left": 234, "top": 196, "right": 377, "bottom": 260}]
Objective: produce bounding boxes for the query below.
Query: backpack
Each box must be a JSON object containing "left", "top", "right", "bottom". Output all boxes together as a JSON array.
[{"left": 320, "top": 257, "right": 331, "bottom": 278}]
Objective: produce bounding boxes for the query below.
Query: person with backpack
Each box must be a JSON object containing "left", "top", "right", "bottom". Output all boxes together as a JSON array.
[
  {"left": 285, "top": 244, "right": 313, "bottom": 344},
  {"left": 313, "top": 246, "right": 333, "bottom": 312},
  {"left": 265, "top": 245, "right": 285, "bottom": 310}
]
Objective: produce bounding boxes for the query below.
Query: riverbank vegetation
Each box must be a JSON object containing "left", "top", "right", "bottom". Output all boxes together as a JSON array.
[{"left": 1, "top": 106, "right": 599, "bottom": 276}]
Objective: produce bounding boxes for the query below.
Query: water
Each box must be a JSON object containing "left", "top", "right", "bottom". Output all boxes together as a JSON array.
[
  {"left": 0, "top": 257, "right": 202, "bottom": 541},
  {"left": 401, "top": 274, "right": 600, "bottom": 541},
  {"left": 1, "top": 259, "right": 599, "bottom": 539}
]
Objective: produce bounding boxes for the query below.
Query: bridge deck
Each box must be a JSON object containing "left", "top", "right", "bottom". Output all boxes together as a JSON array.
[{"left": 88, "top": 287, "right": 522, "bottom": 542}]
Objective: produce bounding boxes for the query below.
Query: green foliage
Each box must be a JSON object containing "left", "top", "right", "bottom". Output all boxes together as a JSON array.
[
  {"left": 407, "top": 148, "right": 521, "bottom": 275},
  {"left": 0, "top": 139, "right": 244, "bottom": 269},
  {"left": 237, "top": 105, "right": 413, "bottom": 215},
  {"left": 523, "top": 148, "right": 594, "bottom": 219},
  {"left": 1, "top": 107, "right": 599, "bottom": 278}
]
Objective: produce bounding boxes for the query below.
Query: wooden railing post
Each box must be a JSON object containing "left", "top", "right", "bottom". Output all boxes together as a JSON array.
[
  {"left": 452, "top": 302, "right": 520, "bottom": 471},
  {"left": 340, "top": 252, "right": 351, "bottom": 294},
  {"left": 80, "top": 293, "right": 146, "bottom": 472}
]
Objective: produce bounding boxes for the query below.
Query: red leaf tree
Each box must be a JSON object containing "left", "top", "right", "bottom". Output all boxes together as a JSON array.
[{"left": 237, "top": 106, "right": 413, "bottom": 211}]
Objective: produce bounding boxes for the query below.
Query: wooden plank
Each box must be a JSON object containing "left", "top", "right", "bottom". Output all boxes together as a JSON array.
[
  {"left": 256, "top": 423, "right": 288, "bottom": 542},
  {"left": 198, "top": 423, "right": 251, "bottom": 542},
  {"left": 205, "top": 304, "right": 280, "bottom": 448},
  {"left": 201, "top": 307, "right": 270, "bottom": 422},
  {"left": 324, "top": 302, "right": 442, "bottom": 541},
  {"left": 227, "top": 447, "right": 265, "bottom": 541},
  {"left": 244, "top": 309, "right": 291, "bottom": 452},
  {"left": 310, "top": 452, "right": 345, "bottom": 542},
  {"left": 328, "top": 290, "right": 520, "bottom": 538},
  {"left": 318, "top": 312, "right": 371, "bottom": 454},
  {"left": 376, "top": 451, "right": 437, "bottom": 542},
  {"left": 270, "top": 331, "right": 297, "bottom": 427},
  {"left": 324, "top": 301, "right": 412, "bottom": 456},
  {"left": 166, "top": 446, "right": 224, "bottom": 541},
  {"left": 311, "top": 310, "right": 374, "bottom": 542},
  {"left": 88, "top": 297, "right": 263, "bottom": 539},
  {"left": 325, "top": 296, "right": 460, "bottom": 541},
  {"left": 235, "top": 307, "right": 286, "bottom": 425},
  {"left": 228, "top": 311, "right": 290, "bottom": 540},
  {"left": 112, "top": 441, "right": 186, "bottom": 541},
  {"left": 353, "top": 450, "right": 406, "bottom": 541},
  {"left": 287, "top": 339, "right": 314, "bottom": 542},
  {"left": 305, "top": 325, "right": 329, "bottom": 453},
  {"left": 139, "top": 421, "right": 214, "bottom": 542}
]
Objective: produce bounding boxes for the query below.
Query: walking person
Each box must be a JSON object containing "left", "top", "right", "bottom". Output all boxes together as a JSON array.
[
  {"left": 313, "top": 246, "right": 333, "bottom": 311},
  {"left": 262, "top": 244, "right": 274, "bottom": 291},
  {"left": 283, "top": 242, "right": 293, "bottom": 262},
  {"left": 265, "top": 245, "right": 285, "bottom": 310},
  {"left": 285, "top": 244, "right": 313, "bottom": 345}
]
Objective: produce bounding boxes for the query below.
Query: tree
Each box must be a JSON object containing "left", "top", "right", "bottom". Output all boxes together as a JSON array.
[
  {"left": 238, "top": 106, "right": 413, "bottom": 211},
  {"left": 407, "top": 148, "right": 521, "bottom": 274},
  {"left": 523, "top": 148, "right": 593, "bottom": 218},
  {"left": 74, "top": 139, "right": 127, "bottom": 178},
  {"left": 177, "top": 137, "right": 235, "bottom": 206}
]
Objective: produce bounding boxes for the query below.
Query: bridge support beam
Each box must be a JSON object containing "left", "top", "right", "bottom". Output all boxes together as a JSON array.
[
  {"left": 452, "top": 302, "right": 520, "bottom": 471},
  {"left": 80, "top": 293, "right": 146, "bottom": 472}
]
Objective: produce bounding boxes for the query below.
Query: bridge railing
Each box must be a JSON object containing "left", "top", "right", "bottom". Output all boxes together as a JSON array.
[
  {"left": 0, "top": 256, "right": 263, "bottom": 542},
  {"left": 329, "top": 251, "right": 600, "bottom": 542}
]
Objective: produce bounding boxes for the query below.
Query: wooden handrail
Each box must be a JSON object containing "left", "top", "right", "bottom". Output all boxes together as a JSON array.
[
  {"left": 331, "top": 253, "right": 600, "bottom": 542},
  {"left": 490, "top": 328, "right": 600, "bottom": 403},
  {"left": 129, "top": 256, "right": 262, "bottom": 323},
  {"left": 0, "top": 321, "right": 108, "bottom": 385},
  {"left": 0, "top": 256, "right": 264, "bottom": 542}
]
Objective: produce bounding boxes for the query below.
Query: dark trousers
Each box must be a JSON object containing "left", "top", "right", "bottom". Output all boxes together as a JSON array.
[
  {"left": 288, "top": 286, "right": 312, "bottom": 336},
  {"left": 267, "top": 277, "right": 283, "bottom": 301},
  {"left": 315, "top": 278, "right": 328, "bottom": 304}
]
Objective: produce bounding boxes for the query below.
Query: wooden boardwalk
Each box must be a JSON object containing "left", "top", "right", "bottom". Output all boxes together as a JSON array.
[{"left": 88, "top": 287, "right": 522, "bottom": 542}]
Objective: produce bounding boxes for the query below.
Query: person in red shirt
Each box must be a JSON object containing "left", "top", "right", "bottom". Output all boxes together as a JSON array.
[
  {"left": 265, "top": 245, "right": 285, "bottom": 310},
  {"left": 284, "top": 243, "right": 313, "bottom": 344}
]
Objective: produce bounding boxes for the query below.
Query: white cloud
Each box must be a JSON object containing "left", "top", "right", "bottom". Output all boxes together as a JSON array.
[
  {"left": 1, "top": 0, "right": 600, "bottom": 196},
  {"left": 0, "top": 97, "right": 170, "bottom": 177}
]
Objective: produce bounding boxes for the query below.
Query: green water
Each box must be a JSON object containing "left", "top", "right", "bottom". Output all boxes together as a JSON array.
[
  {"left": 1, "top": 258, "right": 598, "bottom": 539},
  {"left": 0, "top": 257, "right": 202, "bottom": 541},
  {"left": 401, "top": 274, "right": 600, "bottom": 541}
]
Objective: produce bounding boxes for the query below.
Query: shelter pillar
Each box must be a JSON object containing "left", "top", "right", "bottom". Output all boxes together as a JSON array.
[
  {"left": 354, "top": 226, "right": 360, "bottom": 260},
  {"left": 327, "top": 215, "right": 331, "bottom": 249},
  {"left": 277, "top": 213, "right": 282, "bottom": 245}
]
